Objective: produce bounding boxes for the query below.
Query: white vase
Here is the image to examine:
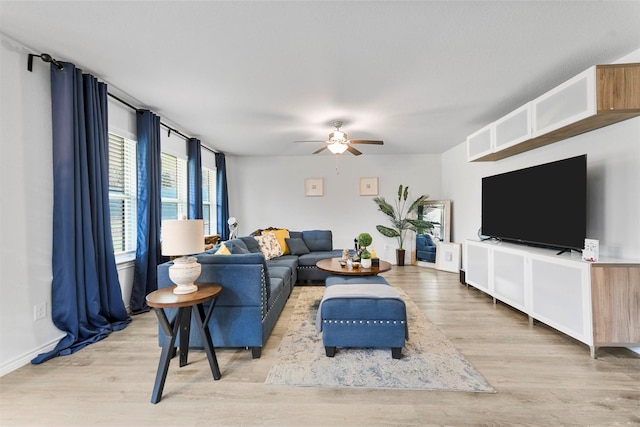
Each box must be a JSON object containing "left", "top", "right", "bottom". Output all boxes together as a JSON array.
[{"left": 361, "top": 258, "right": 372, "bottom": 269}]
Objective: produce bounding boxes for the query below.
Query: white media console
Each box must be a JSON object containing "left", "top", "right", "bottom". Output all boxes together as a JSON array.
[{"left": 465, "top": 239, "right": 640, "bottom": 358}]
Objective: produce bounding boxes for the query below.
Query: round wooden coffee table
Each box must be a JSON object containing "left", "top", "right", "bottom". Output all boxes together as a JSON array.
[{"left": 316, "top": 258, "right": 392, "bottom": 276}]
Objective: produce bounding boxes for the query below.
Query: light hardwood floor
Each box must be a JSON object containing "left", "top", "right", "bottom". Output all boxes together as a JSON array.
[{"left": 1, "top": 266, "right": 639, "bottom": 426}]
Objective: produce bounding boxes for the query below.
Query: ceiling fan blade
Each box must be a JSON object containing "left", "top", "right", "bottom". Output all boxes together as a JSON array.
[
  {"left": 350, "top": 140, "right": 384, "bottom": 145},
  {"left": 312, "top": 146, "right": 328, "bottom": 154},
  {"left": 346, "top": 145, "right": 362, "bottom": 156},
  {"left": 294, "top": 140, "right": 326, "bottom": 143}
]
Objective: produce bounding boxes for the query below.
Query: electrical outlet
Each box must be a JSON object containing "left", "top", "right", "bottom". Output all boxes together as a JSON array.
[{"left": 34, "top": 303, "right": 46, "bottom": 321}]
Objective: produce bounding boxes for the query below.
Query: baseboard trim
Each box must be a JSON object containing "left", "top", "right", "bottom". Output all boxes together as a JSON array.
[{"left": 0, "top": 334, "right": 65, "bottom": 377}]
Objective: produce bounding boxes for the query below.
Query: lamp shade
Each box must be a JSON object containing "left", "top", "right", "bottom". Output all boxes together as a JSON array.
[{"left": 161, "top": 219, "right": 205, "bottom": 256}]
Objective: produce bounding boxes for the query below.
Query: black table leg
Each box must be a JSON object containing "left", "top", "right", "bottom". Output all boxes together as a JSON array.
[
  {"left": 194, "top": 302, "right": 221, "bottom": 380},
  {"left": 151, "top": 307, "right": 182, "bottom": 404},
  {"left": 178, "top": 306, "right": 192, "bottom": 367}
]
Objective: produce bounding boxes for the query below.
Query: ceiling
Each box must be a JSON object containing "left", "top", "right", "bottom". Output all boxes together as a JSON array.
[{"left": 1, "top": 1, "right": 639, "bottom": 157}]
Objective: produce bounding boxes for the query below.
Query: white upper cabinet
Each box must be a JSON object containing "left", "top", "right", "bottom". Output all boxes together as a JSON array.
[
  {"left": 466, "top": 63, "right": 640, "bottom": 162},
  {"left": 532, "top": 67, "right": 596, "bottom": 137},
  {"left": 466, "top": 123, "right": 493, "bottom": 161},
  {"left": 494, "top": 102, "right": 532, "bottom": 152}
]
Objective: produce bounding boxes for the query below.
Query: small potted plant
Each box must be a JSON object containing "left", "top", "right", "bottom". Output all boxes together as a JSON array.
[{"left": 358, "top": 233, "right": 373, "bottom": 268}]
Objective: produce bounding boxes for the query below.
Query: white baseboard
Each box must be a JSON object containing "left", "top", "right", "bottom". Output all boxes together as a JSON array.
[{"left": 0, "top": 334, "right": 65, "bottom": 377}]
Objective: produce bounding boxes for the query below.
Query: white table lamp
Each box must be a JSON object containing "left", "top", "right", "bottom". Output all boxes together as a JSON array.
[{"left": 162, "top": 219, "right": 205, "bottom": 294}]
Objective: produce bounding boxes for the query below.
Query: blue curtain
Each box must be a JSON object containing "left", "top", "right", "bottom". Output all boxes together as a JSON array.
[
  {"left": 215, "top": 153, "right": 230, "bottom": 240},
  {"left": 187, "top": 138, "right": 203, "bottom": 219},
  {"left": 129, "top": 110, "right": 162, "bottom": 314},
  {"left": 32, "top": 63, "right": 130, "bottom": 364}
]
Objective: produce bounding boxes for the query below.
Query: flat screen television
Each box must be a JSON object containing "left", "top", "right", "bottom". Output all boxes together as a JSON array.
[{"left": 481, "top": 154, "right": 587, "bottom": 252}]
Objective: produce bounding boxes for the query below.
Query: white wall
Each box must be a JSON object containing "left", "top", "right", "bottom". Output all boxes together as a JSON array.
[
  {"left": 0, "top": 34, "right": 65, "bottom": 375},
  {"left": 227, "top": 154, "right": 442, "bottom": 262}
]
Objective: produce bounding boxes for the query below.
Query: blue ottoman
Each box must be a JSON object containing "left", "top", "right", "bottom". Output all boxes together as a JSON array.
[{"left": 316, "top": 283, "right": 408, "bottom": 359}]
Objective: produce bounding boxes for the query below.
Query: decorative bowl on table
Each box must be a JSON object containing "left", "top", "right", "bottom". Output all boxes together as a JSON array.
[
  {"left": 339, "top": 260, "right": 347, "bottom": 267},
  {"left": 351, "top": 261, "right": 360, "bottom": 269}
]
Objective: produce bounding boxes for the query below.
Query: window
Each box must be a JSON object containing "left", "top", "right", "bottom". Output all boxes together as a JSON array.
[
  {"left": 202, "top": 167, "right": 216, "bottom": 235},
  {"left": 108, "top": 133, "right": 137, "bottom": 254},
  {"left": 161, "top": 152, "right": 188, "bottom": 221}
]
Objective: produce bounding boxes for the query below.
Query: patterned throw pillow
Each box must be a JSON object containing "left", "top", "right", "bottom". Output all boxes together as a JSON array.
[
  {"left": 262, "top": 228, "right": 290, "bottom": 255},
  {"left": 254, "top": 232, "right": 283, "bottom": 260},
  {"left": 214, "top": 242, "right": 231, "bottom": 255}
]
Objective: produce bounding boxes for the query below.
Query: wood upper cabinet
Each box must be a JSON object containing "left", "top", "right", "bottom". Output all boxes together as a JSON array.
[
  {"left": 468, "top": 63, "right": 640, "bottom": 162},
  {"left": 597, "top": 64, "right": 640, "bottom": 112}
]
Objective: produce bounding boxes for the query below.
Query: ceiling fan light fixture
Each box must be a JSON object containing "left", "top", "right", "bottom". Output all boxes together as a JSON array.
[
  {"left": 327, "top": 142, "right": 348, "bottom": 154},
  {"left": 329, "top": 131, "right": 347, "bottom": 143}
]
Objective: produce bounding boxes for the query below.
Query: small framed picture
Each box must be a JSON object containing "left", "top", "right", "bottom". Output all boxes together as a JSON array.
[
  {"left": 359, "top": 177, "right": 378, "bottom": 196},
  {"left": 305, "top": 178, "right": 324, "bottom": 197},
  {"left": 436, "top": 242, "right": 461, "bottom": 273}
]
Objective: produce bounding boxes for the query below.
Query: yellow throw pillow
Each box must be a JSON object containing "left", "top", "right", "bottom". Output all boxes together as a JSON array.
[
  {"left": 262, "top": 228, "right": 290, "bottom": 255},
  {"left": 215, "top": 243, "right": 231, "bottom": 255}
]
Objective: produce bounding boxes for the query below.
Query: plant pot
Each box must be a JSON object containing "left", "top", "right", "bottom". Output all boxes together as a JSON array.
[
  {"left": 361, "top": 258, "right": 372, "bottom": 269},
  {"left": 396, "top": 248, "right": 406, "bottom": 266}
]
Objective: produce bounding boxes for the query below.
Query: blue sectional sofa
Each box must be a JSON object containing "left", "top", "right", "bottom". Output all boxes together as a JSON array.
[{"left": 156, "top": 229, "right": 344, "bottom": 358}]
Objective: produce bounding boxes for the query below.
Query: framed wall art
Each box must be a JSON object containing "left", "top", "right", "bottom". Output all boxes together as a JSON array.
[
  {"left": 305, "top": 178, "right": 324, "bottom": 197},
  {"left": 359, "top": 177, "right": 378, "bottom": 196}
]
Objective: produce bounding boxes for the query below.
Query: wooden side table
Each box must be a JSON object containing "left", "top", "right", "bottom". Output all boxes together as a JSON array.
[{"left": 146, "top": 283, "right": 222, "bottom": 404}]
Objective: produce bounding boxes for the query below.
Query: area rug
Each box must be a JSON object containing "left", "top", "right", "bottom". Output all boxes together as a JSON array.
[{"left": 265, "top": 286, "right": 494, "bottom": 392}]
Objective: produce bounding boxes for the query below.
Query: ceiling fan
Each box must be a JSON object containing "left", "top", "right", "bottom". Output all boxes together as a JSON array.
[{"left": 295, "top": 120, "right": 383, "bottom": 156}]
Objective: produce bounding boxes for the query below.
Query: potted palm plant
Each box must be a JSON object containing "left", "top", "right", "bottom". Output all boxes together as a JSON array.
[{"left": 374, "top": 184, "right": 434, "bottom": 266}]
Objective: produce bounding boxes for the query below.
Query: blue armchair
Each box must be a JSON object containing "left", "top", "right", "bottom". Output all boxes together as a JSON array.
[{"left": 416, "top": 234, "right": 437, "bottom": 263}]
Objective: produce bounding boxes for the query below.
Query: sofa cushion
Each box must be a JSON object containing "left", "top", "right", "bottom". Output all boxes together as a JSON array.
[
  {"left": 268, "top": 277, "right": 285, "bottom": 308},
  {"left": 285, "top": 237, "right": 310, "bottom": 255},
  {"left": 268, "top": 265, "right": 293, "bottom": 291},
  {"left": 239, "top": 236, "right": 261, "bottom": 253},
  {"left": 255, "top": 232, "right": 283, "bottom": 260},
  {"left": 297, "top": 250, "right": 344, "bottom": 266},
  {"left": 224, "top": 238, "right": 250, "bottom": 254},
  {"left": 302, "top": 230, "right": 333, "bottom": 252},
  {"left": 267, "top": 255, "right": 298, "bottom": 285},
  {"left": 267, "top": 255, "right": 298, "bottom": 270}
]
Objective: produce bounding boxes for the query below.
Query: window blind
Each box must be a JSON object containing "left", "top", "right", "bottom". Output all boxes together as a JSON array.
[{"left": 108, "top": 133, "right": 137, "bottom": 254}]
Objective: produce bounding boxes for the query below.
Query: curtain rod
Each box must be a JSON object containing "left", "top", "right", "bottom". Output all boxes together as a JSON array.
[
  {"left": 107, "top": 92, "right": 217, "bottom": 154},
  {"left": 27, "top": 52, "right": 218, "bottom": 155}
]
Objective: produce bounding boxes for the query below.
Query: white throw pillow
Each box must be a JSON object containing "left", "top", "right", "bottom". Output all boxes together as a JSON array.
[{"left": 254, "top": 232, "right": 283, "bottom": 260}]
